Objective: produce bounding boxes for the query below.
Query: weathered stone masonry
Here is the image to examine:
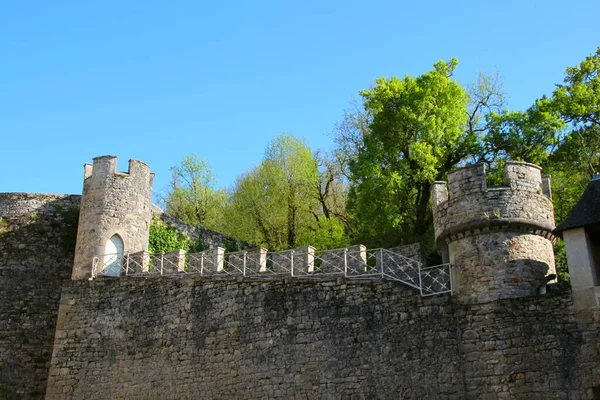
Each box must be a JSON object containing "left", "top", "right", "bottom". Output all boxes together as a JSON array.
[
  {"left": 0, "top": 191, "right": 253, "bottom": 399},
  {"left": 46, "top": 278, "right": 600, "bottom": 399},
  {"left": 431, "top": 162, "right": 557, "bottom": 304},
  {"left": 0, "top": 193, "right": 80, "bottom": 399},
  {"left": 3, "top": 156, "right": 600, "bottom": 399},
  {"left": 72, "top": 156, "right": 155, "bottom": 280}
]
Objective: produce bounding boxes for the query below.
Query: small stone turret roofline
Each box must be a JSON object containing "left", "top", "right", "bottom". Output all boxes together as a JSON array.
[
  {"left": 83, "top": 155, "right": 154, "bottom": 189},
  {"left": 431, "top": 161, "right": 556, "bottom": 250}
]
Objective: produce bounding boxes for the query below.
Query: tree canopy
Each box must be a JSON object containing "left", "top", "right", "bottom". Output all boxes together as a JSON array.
[
  {"left": 345, "top": 59, "right": 469, "bottom": 247},
  {"left": 160, "top": 155, "right": 226, "bottom": 231},
  {"left": 157, "top": 48, "right": 600, "bottom": 276}
]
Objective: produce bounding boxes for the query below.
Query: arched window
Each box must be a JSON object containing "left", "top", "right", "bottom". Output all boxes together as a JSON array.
[{"left": 103, "top": 235, "right": 124, "bottom": 277}]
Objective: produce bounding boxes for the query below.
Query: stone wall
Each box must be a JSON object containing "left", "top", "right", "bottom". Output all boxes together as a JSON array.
[
  {"left": 449, "top": 233, "right": 557, "bottom": 303},
  {"left": 47, "top": 278, "right": 600, "bottom": 399},
  {"left": 72, "top": 156, "right": 154, "bottom": 280},
  {"left": 0, "top": 193, "right": 80, "bottom": 399}
]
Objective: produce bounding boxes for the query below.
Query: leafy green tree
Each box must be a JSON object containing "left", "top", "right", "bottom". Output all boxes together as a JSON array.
[
  {"left": 225, "top": 134, "right": 350, "bottom": 251},
  {"left": 484, "top": 99, "right": 565, "bottom": 165},
  {"left": 464, "top": 72, "right": 506, "bottom": 159},
  {"left": 550, "top": 47, "right": 600, "bottom": 175},
  {"left": 540, "top": 47, "right": 600, "bottom": 229},
  {"left": 346, "top": 59, "right": 469, "bottom": 247},
  {"left": 225, "top": 135, "right": 319, "bottom": 250},
  {"left": 540, "top": 48, "right": 600, "bottom": 281},
  {"left": 161, "top": 155, "right": 227, "bottom": 230}
]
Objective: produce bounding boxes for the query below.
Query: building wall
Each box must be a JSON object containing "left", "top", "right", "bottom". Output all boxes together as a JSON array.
[
  {"left": 0, "top": 193, "right": 80, "bottom": 399},
  {"left": 46, "top": 278, "right": 600, "bottom": 399}
]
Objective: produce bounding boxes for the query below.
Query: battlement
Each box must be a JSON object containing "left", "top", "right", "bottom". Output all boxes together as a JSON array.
[
  {"left": 83, "top": 155, "right": 154, "bottom": 190},
  {"left": 432, "top": 162, "right": 555, "bottom": 248},
  {"left": 441, "top": 162, "right": 551, "bottom": 201},
  {"left": 431, "top": 162, "right": 557, "bottom": 303}
]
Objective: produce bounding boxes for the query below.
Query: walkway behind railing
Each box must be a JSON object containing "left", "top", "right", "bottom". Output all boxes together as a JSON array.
[{"left": 92, "top": 246, "right": 452, "bottom": 297}]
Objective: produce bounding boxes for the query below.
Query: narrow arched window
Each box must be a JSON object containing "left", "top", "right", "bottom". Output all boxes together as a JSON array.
[{"left": 103, "top": 235, "right": 124, "bottom": 277}]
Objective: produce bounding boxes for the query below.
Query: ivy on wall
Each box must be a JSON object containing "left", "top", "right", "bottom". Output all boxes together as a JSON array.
[{"left": 148, "top": 216, "right": 190, "bottom": 254}]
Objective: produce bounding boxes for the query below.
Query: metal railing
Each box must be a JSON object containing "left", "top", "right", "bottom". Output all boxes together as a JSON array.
[{"left": 91, "top": 247, "right": 453, "bottom": 296}]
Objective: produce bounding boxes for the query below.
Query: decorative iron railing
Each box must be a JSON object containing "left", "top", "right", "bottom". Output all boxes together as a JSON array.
[{"left": 91, "top": 247, "right": 452, "bottom": 296}]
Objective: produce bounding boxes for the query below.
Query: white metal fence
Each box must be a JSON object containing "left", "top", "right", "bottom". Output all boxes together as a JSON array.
[{"left": 91, "top": 246, "right": 452, "bottom": 296}]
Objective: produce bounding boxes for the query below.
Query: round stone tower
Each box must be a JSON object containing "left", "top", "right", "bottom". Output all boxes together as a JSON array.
[
  {"left": 431, "top": 162, "right": 556, "bottom": 303},
  {"left": 72, "top": 156, "right": 154, "bottom": 280}
]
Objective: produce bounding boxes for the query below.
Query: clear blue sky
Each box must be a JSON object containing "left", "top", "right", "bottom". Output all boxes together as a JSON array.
[{"left": 1, "top": 0, "right": 599, "bottom": 200}]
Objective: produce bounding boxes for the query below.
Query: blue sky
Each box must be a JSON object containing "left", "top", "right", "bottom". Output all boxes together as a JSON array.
[{"left": 1, "top": 0, "right": 599, "bottom": 201}]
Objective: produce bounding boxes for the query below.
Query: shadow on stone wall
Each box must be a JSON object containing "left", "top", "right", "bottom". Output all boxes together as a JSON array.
[{"left": 0, "top": 194, "right": 80, "bottom": 399}]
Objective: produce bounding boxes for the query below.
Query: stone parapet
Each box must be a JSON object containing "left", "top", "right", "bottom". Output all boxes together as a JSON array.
[
  {"left": 432, "top": 162, "right": 555, "bottom": 249},
  {"left": 431, "top": 162, "right": 557, "bottom": 303}
]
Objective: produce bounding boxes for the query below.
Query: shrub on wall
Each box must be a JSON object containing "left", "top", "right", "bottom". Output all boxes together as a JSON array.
[{"left": 148, "top": 216, "right": 190, "bottom": 253}]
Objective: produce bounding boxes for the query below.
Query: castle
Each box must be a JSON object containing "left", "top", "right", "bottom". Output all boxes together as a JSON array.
[{"left": 1, "top": 155, "right": 599, "bottom": 399}]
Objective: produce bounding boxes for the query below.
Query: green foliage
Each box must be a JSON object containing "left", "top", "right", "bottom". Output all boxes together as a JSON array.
[
  {"left": 161, "top": 155, "right": 227, "bottom": 230},
  {"left": 224, "top": 134, "right": 350, "bottom": 251},
  {"left": 485, "top": 99, "right": 564, "bottom": 165},
  {"left": 222, "top": 238, "right": 240, "bottom": 253},
  {"left": 553, "top": 240, "right": 570, "bottom": 283},
  {"left": 188, "top": 237, "right": 206, "bottom": 253},
  {"left": 548, "top": 47, "right": 600, "bottom": 176},
  {"left": 0, "top": 217, "right": 8, "bottom": 234},
  {"left": 347, "top": 59, "right": 469, "bottom": 247},
  {"left": 302, "top": 217, "right": 348, "bottom": 250},
  {"left": 226, "top": 135, "right": 318, "bottom": 250},
  {"left": 148, "top": 216, "right": 190, "bottom": 253}
]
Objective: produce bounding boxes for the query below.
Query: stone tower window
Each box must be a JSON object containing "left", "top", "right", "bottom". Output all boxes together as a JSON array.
[{"left": 103, "top": 234, "right": 124, "bottom": 277}]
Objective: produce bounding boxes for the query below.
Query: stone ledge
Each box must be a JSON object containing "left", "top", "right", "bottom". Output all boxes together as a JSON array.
[{"left": 436, "top": 217, "right": 557, "bottom": 248}]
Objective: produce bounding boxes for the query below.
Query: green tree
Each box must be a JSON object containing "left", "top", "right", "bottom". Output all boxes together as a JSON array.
[
  {"left": 161, "top": 155, "right": 227, "bottom": 230},
  {"left": 346, "top": 59, "right": 469, "bottom": 247},
  {"left": 550, "top": 47, "right": 600, "bottom": 175},
  {"left": 225, "top": 134, "right": 350, "bottom": 251},
  {"left": 541, "top": 48, "right": 600, "bottom": 280},
  {"left": 226, "top": 135, "right": 319, "bottom": 250},
  {"left": 484, "top": 99, "right": 564, "bottom": 166},
  {"left": 541, "top": 47, "right": 600, "bottom": 228}
]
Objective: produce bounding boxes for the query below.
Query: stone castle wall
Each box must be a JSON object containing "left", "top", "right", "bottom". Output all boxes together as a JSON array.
[
  {"left": 0, "top": 192, "right": 259, "bottom": 399},
  {"left": 72, "top": 156, "right": 155, "bottom": 279},
  {"left": 0, "top": 193, "right": 80, "bottom": 399},
  {"left": 431, "top": 162, "right": 557, "bottom": 303},
  {"left": 449, "top": 233, "right": 556, "bottom": 303},
  {"left": 46, "top": 278, "right": 600, "bottom": 399}
]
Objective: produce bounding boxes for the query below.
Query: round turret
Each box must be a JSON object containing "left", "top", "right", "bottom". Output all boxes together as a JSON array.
[
  {"left": 72, "top": 156, "right": 154, "bottom": 279},
  {"left": 431, "top": 162, "right": 556, "bottom": 303}
]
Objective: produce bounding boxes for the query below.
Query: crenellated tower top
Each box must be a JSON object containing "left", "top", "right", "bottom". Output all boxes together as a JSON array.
[
  {"left": 431, "top": 161, "right": 557, "bottom": 303},
  {"left": 432, "top": 162, "right": 554, "bottom": 250},
  {"left": 82, "top": 155, "right": 153, "bottom": 190}
]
